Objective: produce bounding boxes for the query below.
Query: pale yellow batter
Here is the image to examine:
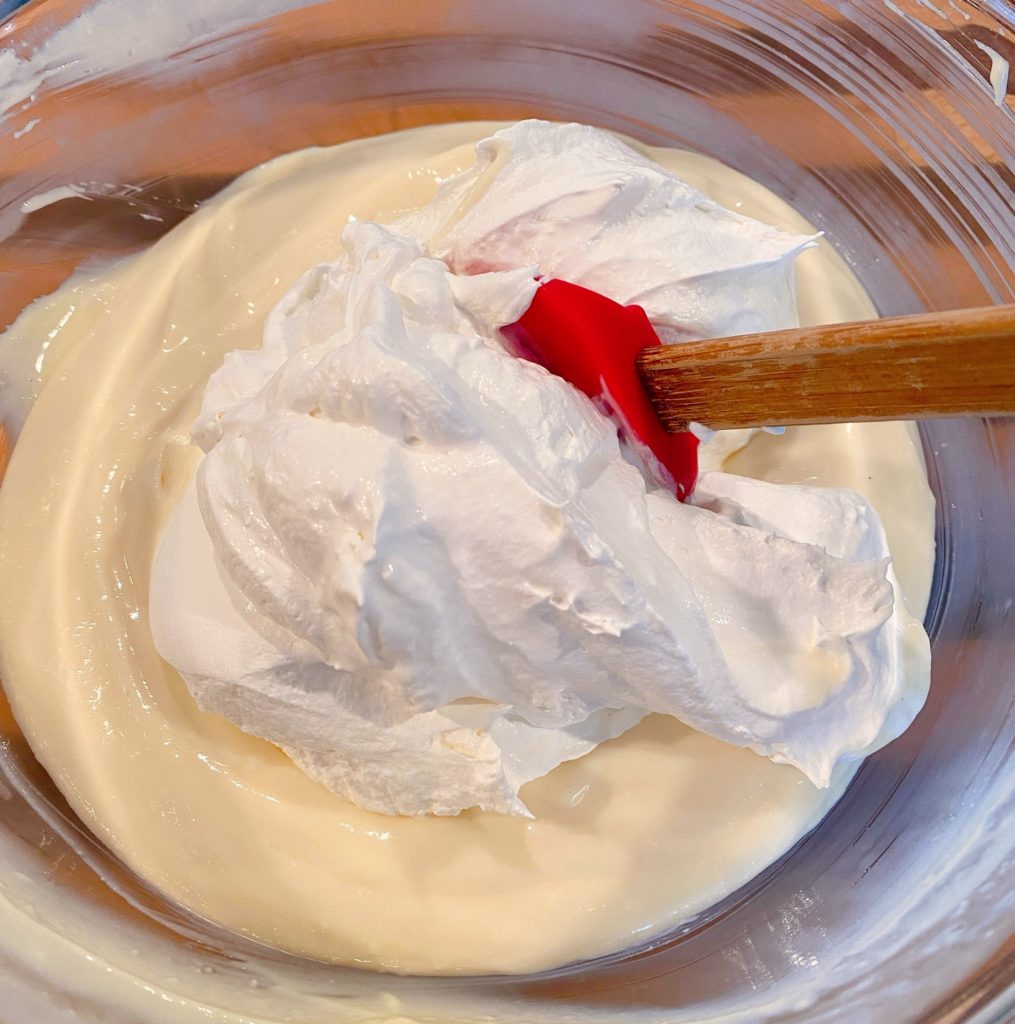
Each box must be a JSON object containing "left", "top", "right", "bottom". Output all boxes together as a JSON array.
[{"left": 0, "top": 123, "right": 934, "bottom": 975}]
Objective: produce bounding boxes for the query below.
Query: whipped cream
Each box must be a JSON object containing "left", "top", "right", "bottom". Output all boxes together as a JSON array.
[
  {"left": 402, "top": 120, "right": 816, "bottom": 341},
  {"left": 149, "top": 121, "right": 930, "bottom": 817}
]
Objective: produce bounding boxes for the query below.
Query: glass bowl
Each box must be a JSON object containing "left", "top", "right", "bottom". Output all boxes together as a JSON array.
[{"left": 0, "top": 1, "right": 1013, "bottom": 1022}]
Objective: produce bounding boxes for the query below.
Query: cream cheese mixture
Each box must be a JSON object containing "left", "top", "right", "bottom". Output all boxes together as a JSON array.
[{"left": 0, "top": 121, "right": 935, "bottom": 976}]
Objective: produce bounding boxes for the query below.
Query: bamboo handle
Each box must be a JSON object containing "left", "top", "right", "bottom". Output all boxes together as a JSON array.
[{"left": 637, "top": 304, "right": 1015, "bottom": 432}]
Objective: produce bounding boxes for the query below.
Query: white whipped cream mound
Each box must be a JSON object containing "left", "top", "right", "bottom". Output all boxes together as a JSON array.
[
  {"left": 150, "top": 122, "right": 930, "bottom": 817},
  {"left": 399, "top": 119, "right": 817, "bottom": 341}
]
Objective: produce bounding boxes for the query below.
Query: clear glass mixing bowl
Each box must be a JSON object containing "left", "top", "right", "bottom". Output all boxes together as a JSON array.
[{"left": 0, "top": 1, "right": 1013, "bottom": 1022}]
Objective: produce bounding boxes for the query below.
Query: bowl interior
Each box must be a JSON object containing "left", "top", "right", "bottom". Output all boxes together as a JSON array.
[{"left": 0, "top": 2, "right": 1013, "bottom": 1022}]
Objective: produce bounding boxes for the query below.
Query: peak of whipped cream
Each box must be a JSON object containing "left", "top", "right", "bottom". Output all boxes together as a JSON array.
[
  {"left": 399, "top": 119, "right": 817, "bottom": 340},
  {"left": 150, "top": 121, "right": 929, "bottom": 816}
]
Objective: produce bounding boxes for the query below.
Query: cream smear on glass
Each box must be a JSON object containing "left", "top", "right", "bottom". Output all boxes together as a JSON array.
[{"left": 0, "top": 121, "right": 935, "bottom": 976}]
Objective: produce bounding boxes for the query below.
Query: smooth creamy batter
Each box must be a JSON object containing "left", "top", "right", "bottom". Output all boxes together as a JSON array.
[{"left": 0, "top": 122, "right": 935, "bottom": 975}]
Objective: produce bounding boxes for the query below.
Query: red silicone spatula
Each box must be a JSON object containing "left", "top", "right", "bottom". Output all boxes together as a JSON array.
[
  {"left": 504, "top": 279, "right": 701, "bottom": 500},
  {"left": 505, "top": 280, "right": 1015, "bottom": 502}
]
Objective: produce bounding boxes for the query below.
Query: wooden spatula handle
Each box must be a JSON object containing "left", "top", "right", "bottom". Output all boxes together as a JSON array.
[{"left": 637, "top": 304, "right": 1015, "bottom": 432}]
